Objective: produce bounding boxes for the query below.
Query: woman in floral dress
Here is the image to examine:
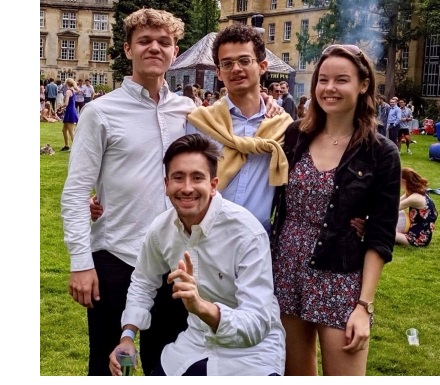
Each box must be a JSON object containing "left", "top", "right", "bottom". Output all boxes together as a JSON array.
[{"left": 271, "top": 45, "right": 401, "bottom": 375}]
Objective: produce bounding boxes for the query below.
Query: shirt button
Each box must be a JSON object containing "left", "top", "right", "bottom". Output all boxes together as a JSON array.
[
  {"left": 317, "top": 241, "right": 322, "bottom": 246},
  {"left": 329, "top": 204, "right": 334, "bottom": 209},
  {"left": 335, "top": 185, "right": 339, "bottom": 190},
  {"left": 323, "top": 223, "right": 328, "bottom": 227},
  {"left": 310, "top": 260, "right": 316, "bottom": 265},
  {"left": 358, "top": 171, "right": 363, "bottom": 177}
]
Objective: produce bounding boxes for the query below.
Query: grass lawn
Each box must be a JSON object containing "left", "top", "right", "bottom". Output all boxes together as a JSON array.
[{"left": 40, "top": 122, "right": 440, "bottom": 376}]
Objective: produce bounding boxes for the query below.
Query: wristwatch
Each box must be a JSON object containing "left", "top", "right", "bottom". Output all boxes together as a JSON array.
[{"left": 358, "top": 300, "right": 374, "bottom": 314}]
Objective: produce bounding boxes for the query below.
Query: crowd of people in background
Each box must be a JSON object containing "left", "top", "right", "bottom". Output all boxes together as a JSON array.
[
  {"left": 40, "top": 6, "right": 439, "bottom": 377},
  {"left": 40, "top": 77, "right": 97, "bottom": 115}
]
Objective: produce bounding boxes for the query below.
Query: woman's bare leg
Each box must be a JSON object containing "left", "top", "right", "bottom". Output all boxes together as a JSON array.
[
  {"left": 318, "top": 324, "right": 369, "bottom": 376},
  {"left": 282, "top": 313, "right": 318, "bottom": 376}
]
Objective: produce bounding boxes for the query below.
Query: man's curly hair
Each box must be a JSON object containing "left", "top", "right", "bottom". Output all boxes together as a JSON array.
[
  {"left": 212, "top": 24, "right": 266, "bottom": 66},
  {"left": 123, "top": 8, "right": 185, "bottom": 44}
]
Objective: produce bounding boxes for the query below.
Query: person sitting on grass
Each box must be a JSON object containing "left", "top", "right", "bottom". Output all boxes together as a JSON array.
[
  {"left": 40, "top": 101, "right": 61, "bottom": 123},
  {"left": 396, "top": 167, "right": 438, "bottom": 247}
]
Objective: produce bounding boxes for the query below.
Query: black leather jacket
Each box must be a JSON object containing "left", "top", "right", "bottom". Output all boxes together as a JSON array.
[{"left": 271, "top": 121, "right": 401, "bottom": 272}]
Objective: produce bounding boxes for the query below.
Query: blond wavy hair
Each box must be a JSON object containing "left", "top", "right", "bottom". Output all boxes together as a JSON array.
[
  {"left": 65, "top": 78, "right": 78, "bottom": 91},
  {"left": 123, "top": 8, "right": 185, "bottom": 44}
]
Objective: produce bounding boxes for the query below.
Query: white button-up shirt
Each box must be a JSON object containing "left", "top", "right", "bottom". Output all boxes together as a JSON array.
[
  {"left": 61, "top": 77, "right": 196, "bottom": 271},
  {"left": 122, "top": 193, "right": 286, "bottom": 375}
]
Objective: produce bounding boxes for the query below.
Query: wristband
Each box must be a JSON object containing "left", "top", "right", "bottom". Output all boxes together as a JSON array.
[{"left": 121, "top": 329, "right": 136, "bottom": 340}]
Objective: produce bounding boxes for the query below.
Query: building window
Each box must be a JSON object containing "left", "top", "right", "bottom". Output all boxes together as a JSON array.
[
  {"left": 95, "top": 0, "right": 109, "bottom": 4},
  {"left": 40, "top": 10, "right": 45, "bottom": 28},
  {"left": 58, "top": 70, "right": 75, "bottom": 83},
  {"left": 236, "top": 18, "right": 247, "bottom": 25},
  {"left": 284, "top": 22, "right": 292, "bottom": 41},
  {"left": 268, "top": 24, "right": 275, "bottom": 42},
  {"left": 298, "top": 53, "right": 306, "bottom": 70},
  {"left": 287, "top": 0, "right": 293, "bottom": 7},
  {"left": 40, "top": 37, "right": 45, "bottom": 58},
  {"left": 422, "top": 34, "right": 440, "bottom": 97},
  {"left": 183, "top": 75, "right": 190, "bottom": 87},
  {"left": 237, "top": 0, "right": 248, "bottom": 12},
  {"left": 61, "top": 39, "right": 76, "bottom": 60},
  {"left": 91, "top": 73, "right": 107, "bottom": 85},
  {"left": 301, "top": 19, "right": 309, "bottom": 32},
  {"left": 62, "top": 12, "right": 77, "bottom": 29},
  {"left": 93, "top": 14, "right": 108, "bottom": 31},
  {"left": 400, "top": 46, "right": 409, "bottom": 70},
  {"left": 282, "top": 52, "right": 290, "bottom": 64},
  {"left": 270, "top": 0, "right": 277, "bottom": 10},
  {"left": 295, "top": 83, "right": 305, "bottom": 100},
  {"left": 92, "top": 42, "right": 108, "bottom": 61}
]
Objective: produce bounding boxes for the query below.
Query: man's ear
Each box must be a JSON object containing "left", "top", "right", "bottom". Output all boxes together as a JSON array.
[
  {"left": 216, "top": 68, "right": 223, "bottom": 82},
  {"left": 259, "top": 59, "right": 268, "bottom": 76},
  {"left": 211, "top": 177, "right": 219, "bottom": 196},
  {"left": 123, "top": 42, "right": 132, "bottom": 60},
  {"left": 164, "top": 176, "right": 169, "bottom": 196},
  {"left": 172, "top": 45, "right": 179, "bottom": 63}
]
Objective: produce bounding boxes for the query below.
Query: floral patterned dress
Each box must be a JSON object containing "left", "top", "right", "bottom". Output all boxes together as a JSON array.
[
  {"left": 273, "top": 151, "right": 369, "bottom": 330},
  {"left": 405, "top": 194, "right": 437, "bottom": 246}
]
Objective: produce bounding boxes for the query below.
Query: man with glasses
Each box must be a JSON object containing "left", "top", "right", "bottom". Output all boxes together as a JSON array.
[
  {"left": 186, "top": 23, "right": 293, "bottom": 233},
  {"left": 268, "top": 82, "right": 283, "bottom": 106}
]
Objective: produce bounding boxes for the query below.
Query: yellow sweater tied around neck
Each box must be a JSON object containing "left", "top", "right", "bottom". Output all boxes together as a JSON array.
[{"left": 187, "top": 98, "right": 293, "bottom": 191}]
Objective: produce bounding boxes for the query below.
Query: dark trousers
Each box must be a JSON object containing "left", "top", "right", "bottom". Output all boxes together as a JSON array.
[
  {"left": 140, "top": 274, "right": 188, "bottom": 375},
  {"left": 48, "top": 97, "right": 56, "bottom": 110},
  {"left": 75, "top": 101, "right": 85, "bottom": 112},
  {"left": 87, "top": 250, "right": 188, "bottom": 376},
  {"left": 377, "top": 124, "right": 386, "bottom": 137},
  {"left": 388, "top": 123, "right": 400, "bottom": 146},
  {"left": 87, "top": 250, "right": 134, "bottom": 375}
]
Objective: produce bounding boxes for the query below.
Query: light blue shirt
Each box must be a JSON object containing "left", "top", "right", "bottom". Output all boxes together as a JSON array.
[
  {"left": 387, "top": 105, "right": 402, "bottom": 126},
  {"left": 186, "top": 96, "right": 275, "bottom": 232}
]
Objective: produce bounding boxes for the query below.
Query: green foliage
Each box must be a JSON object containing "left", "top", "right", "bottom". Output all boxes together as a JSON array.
[
  {"left": 109, "top": 0, "right": 214, "bottom": 82},
  {"left": 187, "top": 0, "right": 220, "bottom": 41},
  {"left": 93, "top": 83, "right": 112, "bottom": 94},
  {"left": 423, "top": 99, "right": 440, "bottom": 121},
  {"left": 418, "top": 0, "right": 440, "bottom": 36},
  {"left": 41, "top": 121, "right": 440, "bottom": 375}
]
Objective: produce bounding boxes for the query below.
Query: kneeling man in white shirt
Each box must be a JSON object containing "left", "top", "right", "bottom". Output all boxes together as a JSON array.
[{"left": 109, "top": 133, "right": 285, "bottom": 376}]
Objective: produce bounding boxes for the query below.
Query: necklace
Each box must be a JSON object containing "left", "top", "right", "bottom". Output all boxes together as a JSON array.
[{"left": 324, "top": 130, "right": 353, "bottom": 145}]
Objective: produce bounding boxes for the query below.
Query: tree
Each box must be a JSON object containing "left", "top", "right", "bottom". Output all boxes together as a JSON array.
[
  {"left": 188, "top": 0, "right": 220, "bottom": 40},
  {"left": 418, "top": 0, "right": 440, "bottom": 36},
  {"left": 296, "top": 0, "right": 416, "bottom": 99},
  {"left": 109, "top": 0, "right": 197, "bottom": 83}
]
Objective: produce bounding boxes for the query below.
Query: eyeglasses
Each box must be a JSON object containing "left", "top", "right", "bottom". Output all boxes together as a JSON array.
[
  {"left": 274, "top": 90, "right": 283, "bottom": 94},
  {"left": 218, "top": 57, "right": 257, "bottom": 72},
  {"left": 322, "top": 44, "right": 363, "bottom": 57}
]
